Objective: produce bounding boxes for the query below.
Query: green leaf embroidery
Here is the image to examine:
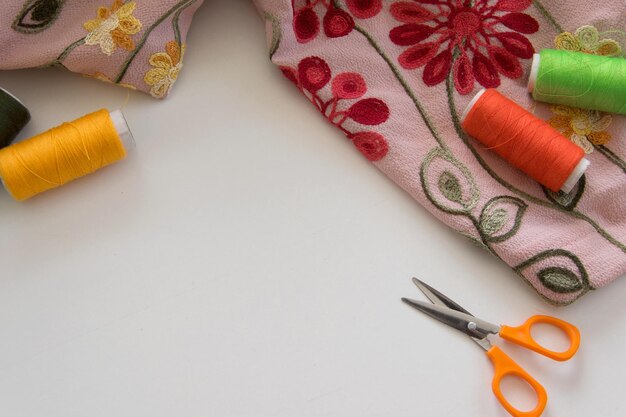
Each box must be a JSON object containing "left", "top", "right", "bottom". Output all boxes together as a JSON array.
[
  {"left": 446, "top": 60, "right": 625, "bottom": 254},
  {"left": 481, "top": 209, "right": 507, "bottom": 235},
  {"left": 438, "top": 171, "right": 463, "bottom": 203},
  {"left": 543, "top": 174, "right": 585, "bottom": 211},
  {"left": 421, "top": 148, "right": 479, "bottom": 214},
  {"left": 537, "top": 267, "right": 584, "bottom": 293},
  {"left": 479, "top": 196, "right": 527, "bottom": 242},
  {"left": 514, "top": 248, "right": 591, "bottom": 304}
]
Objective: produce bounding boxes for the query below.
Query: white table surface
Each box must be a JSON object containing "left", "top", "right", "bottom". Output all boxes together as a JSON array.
[{"left": 1, "top": 1, "right": 625, "bottom": 416}]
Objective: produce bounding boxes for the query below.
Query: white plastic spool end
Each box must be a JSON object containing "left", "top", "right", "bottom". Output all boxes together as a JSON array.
[
  {"left": 561, "top": 158, "right": 589, "bottom": 194},
  {"left": 527, "top": 53, "right": 540, "bottom": 94},
  {"left": 460, "top": 88, "right": 487, "bottom": 124},
  {"left": 109, "top": 109, "right": 135, "bottom": 150}
]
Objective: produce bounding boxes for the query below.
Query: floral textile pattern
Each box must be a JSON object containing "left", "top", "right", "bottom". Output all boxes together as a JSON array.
[
  {"left": 83, "top": 0, "right": 142, "bottom": 56},
  {"left": 548, "top": 105, "right": 612, "bottom": 154},
  {"left": 144, "top": 40, "right": 186, "bottom": 98},
  {"left": 345, "top": 0, "right": 383, "bottom": 19},
  {"left": 280, "top": 56, "right": 390, "bottom": 161},
  {"left": 3, "top": 0, "right": 619, "bottom": 304},
  {"left": 547, "top": 25, "right": 621, "bottom": 152},
  {"left": 291, "top": 0, "right": 382, "bottom": 43},
  {"left": 554, "top": 25, "right": 622, "bottom": 56},
  {"left": 388, "top": 0, "right": 539, "bottom": 94}
]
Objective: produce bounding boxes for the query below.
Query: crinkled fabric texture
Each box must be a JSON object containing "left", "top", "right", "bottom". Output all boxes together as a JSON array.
[
  {"left": 1, "top": 0, "right": 625, "bottom": 304},
  {"left": 255, "top": 0, "right": 626, "bottom": 305},
  {"left": 0, "top": 0, "right": 204, "bottom": 98}
]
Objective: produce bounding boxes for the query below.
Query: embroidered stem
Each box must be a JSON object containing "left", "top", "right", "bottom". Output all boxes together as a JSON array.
[
  {"left": 327, "top": 98, "right": 339, "bottom": 119},
  {"left": 114, "top": 0, "right": 196, "bottom": 83},
  {"left": 173, "top": 0, "right": 198, "bottom": 45},
  {"left": 569, "top": 214, "right": 626, "bottom": 252},
  {"left": 468, "top": 214, "right": 502, "bottom": 261},
  {"left": 264, "top": 12, "right": 282, "bottom": 60},
  {"left": 350, "top": 23, "right": 448, "bottom": 151},
  {"left": 459, "top": 232, "right": 489, "bottom": 250},
  {"left": 345, "top": 7, "right": 523, "bottom": 257},
  {"left": 532, "top": 0, "right": 563, "bottom": 33},
  {"left": 44, "top": 37, "right": 86, "bottom": 67},
  {"left": 445, "top": 65, "right": 626, "bottom": 254},
  {"left": 596, "top": 145, "right": 626, "bottom": 174}
]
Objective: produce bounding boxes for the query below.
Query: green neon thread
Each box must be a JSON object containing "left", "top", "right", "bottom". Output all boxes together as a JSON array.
[
  {"left": 445, "top": 62, "right": 625, "bottom": 254},
  {"left": 532, "top": 49, "right": 626, "bottom": 115}
]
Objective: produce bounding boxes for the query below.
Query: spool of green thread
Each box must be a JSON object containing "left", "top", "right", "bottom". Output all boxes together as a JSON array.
[
  {"left": 0, "top": 87, "right": 31, "bottom": 148},
  {"left": 528, "top": 49, "right": 626, "bottom": 115}
]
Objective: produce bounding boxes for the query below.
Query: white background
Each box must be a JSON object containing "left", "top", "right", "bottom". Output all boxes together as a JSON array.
[{"left": 1, "top": 1, "right": 625, "bottom": 416}]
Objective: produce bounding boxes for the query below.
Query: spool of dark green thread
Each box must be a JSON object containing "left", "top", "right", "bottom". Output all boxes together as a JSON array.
[
  {"left": 528, "top": 49, "right": 626, "bottom": 115},
  {"left": 0, "top": 87, "right": 31, "bottom": 148}
]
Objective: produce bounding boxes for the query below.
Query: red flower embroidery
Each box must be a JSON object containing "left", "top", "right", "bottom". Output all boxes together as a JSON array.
[
  {"left": 346, "top": 0, "right": 383, "bottom": 19},
  {"left": 347, "top": 98, "right": 389, "bottom": 125},
  {"left": 281, "top": 56, "right": 390, "bottom": 161},
  {"left": 389, "top": 0, "right": 538, "bottom": 94},
  {"left": 293, "top": 6, "right": 320, "bottom": 42},
  {"left": 293, "top": 1, "right": 355, "bottom": 43},
  {"left": 324, "top": 6, "right": 355, "bottom": 38},
  {"left": 331, "top": 72, "right": 367, "bottom": 99},
  {"left": 350, "top": 131, "right": 388, "bottom": 161},
  {"left": 298, "top": 56, "right": 331, "bottom": 92}
]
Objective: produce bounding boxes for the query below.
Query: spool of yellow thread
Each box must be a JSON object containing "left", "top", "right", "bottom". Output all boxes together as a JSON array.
[{"left": 0, "top": 109, "right": 132, "bottom": 201}]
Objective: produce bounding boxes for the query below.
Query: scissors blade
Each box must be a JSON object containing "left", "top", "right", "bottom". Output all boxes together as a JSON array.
[
  {"left": 411, "top": 278, "right": 473, "bottom": 315},
  {"left": 401, "top": 298, "right": 500, "bottom": 340}
]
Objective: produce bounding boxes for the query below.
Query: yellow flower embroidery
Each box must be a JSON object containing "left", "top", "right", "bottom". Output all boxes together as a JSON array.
[
  {"left": 83, "top": 0, "right": 142, "bottom": 56},
  {"left": 144, "top": 41, "right": 186, "bottom": 98},
  {"left": 85, "top": 72, "right": 137, "bottom": 90},
  {"left": 554, "top": 25, "right": 621, "bottom": 56},
  {"left": 548, "top": 105, "right": 612, "bottom": 154},
  {"left": 550, "top": 25, "right": 618, "bottom": 152}
]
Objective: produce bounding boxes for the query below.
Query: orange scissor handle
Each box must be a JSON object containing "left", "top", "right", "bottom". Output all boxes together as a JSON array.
[
  {"left": 487, "top": 346, "right": 548, "bottom": 417},
  {"left": 499, "top": 315, "right": 580, "bottom": 361}
]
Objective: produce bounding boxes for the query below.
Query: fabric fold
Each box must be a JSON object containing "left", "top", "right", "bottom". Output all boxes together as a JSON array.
[
  {"left": 1, "top": 0, "right": 624, "bottom": 304},
  {"left": 1, "top": 0, "right": 205, "bottom": 98},
  {"left": 252, "top": 0, "right": 626, "bottom": 304}
]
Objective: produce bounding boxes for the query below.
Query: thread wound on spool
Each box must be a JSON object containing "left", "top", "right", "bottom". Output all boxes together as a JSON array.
[
  {"left": 0, "top": 87, "right": 31, "bottom": 148},
  {"left": 0, "top": 109, "right": 127, "bottom": 201},
  {"left": 462, "top": 89, "right": 586, "bottom": 192},
  {"left": 532, "top": 49, "right": 626, "bottom": 115}
]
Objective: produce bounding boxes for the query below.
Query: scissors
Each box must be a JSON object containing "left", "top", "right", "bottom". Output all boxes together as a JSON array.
[{"left": 402, "top": 278, "right": 580, "bottom": 417}]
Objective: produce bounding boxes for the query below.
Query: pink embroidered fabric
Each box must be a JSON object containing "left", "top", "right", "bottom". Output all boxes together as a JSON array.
[
  {"left": 1, "top": 0, "right": 624, "bottom": 304},
  {"left": 0, "top": 1, "right": 202, "bottom": 98}
]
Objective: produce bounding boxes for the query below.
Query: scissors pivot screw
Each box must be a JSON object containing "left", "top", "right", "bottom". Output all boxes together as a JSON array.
[{"left": 467, "top": 322, "right": 477, "bottom": 331}]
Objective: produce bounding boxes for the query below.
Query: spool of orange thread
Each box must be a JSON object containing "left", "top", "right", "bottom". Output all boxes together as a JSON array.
[
  {"left": 0, "top": 109, "right": 133, "bottom": 201},
  {"left": 461, "top": 89, "right": 588, "bottom": 193}
]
